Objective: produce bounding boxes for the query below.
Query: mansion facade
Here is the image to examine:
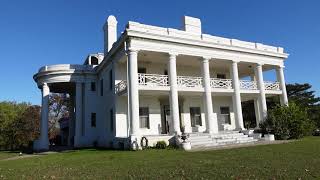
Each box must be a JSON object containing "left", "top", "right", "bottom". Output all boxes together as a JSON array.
[{"left": 33, "top": 15, "right": 288, "bottom": 151}]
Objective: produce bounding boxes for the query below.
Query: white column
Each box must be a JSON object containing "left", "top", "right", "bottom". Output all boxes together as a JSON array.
[
  {"left": 127, "top": 49, "right": 140, "bottom": 136},
  {"left": 202, "top": 57, "right": 218, "bottom": 134},
  {"left": 255, "top": 63, "right": 268, "bottom": 120},
  {"left": 250, "top": 75, "right": 262, "bottom": 127},
  {"left": 168, "top": 53, "right": 181, "bottom": 135},
  {"left": 68, "top": 96, "right": 75, "bottom": 146},
  {"left": 276, "top": 66, "right": 288, "bottom": 106},
  {"left": 231, "top": 61, "right": 244, "bottom": 130},
  {"left": 253, "top": 98, "right": 261, "bottom": 128},
  {"left": 74, "top": 82, "right": 83, "bottom": 147},
  {"left": 37, "top": 83, "right": 50, "bottom": 150}
]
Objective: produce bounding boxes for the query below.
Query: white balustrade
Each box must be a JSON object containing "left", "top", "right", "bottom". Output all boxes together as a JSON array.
[
  {"left": 116, "top": 73, "right": 281, "bottom": 93},
  {"left": 210, "top": 78, "right": 233, "bottom": 89},
  {"left": 138, "top": 73, "right": 169, "bottom": 87},
  {"left": 177, "top": 76, "right": 203, "bottom": 88},
  {"left": 239, "top": 80, "right": 258, "bottom": 90},
  {"left": 264, "top": 81, "right": 280, "bottom": 90}
]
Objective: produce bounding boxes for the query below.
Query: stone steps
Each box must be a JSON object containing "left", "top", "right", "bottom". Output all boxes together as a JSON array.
[{"left": 188, "top": 131, "right": 258, "bottom": 148}]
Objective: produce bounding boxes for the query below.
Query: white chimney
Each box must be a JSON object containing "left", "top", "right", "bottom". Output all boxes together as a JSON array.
[
  {"left": 182, "top": 16, "right": 202, "bottom": 35},
  {"left": 103, "top": 15, "right": 118, "bottom": 54}
]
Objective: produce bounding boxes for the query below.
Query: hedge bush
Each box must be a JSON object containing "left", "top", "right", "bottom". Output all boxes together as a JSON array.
[
  {"left": 155, "top": 141, "right": 167, "bottom": 149},
  {"left": 260, "top": 103, "right": 316, "bottom": 140}
]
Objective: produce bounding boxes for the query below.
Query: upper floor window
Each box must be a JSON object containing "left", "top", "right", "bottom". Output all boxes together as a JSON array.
[
  {"left": 139, "top": 107, "right": 150, "bottom": 129},
  {"left": 217, "top": 74, "right": 226, "bottom": 79},
  {"left": 109, "top": 70, "right": 113, "bottom": 91},
  {"left": 190, "top": 107, "right": 202, "bottom": 127},
  {"left": 91, "top": 56, "right": 99, "bottom": 65},
  {"left": 138, "top": 67, "right": 146, "bottom": 74},
  {"left": 91, "top": 82, "right": 96, "bottom": 91},
  {"left": 100, "top": 79, "right": 104, "bottom": 96},
  {"left": 91, "top": 113, "right": 96, "bottom": 127}
]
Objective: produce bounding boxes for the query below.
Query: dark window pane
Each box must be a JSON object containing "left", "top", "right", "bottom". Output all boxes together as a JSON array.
[{"left": 139, "top": 107, "right": 149, "bottom": 128}]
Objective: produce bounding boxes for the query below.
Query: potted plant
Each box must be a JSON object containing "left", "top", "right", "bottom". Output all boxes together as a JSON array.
[
  {"left": 263, "top": 126, "right": 275, "bottom": 141},
  {"left": 179, "top": 127, "right": 191, "bottom": 150}
]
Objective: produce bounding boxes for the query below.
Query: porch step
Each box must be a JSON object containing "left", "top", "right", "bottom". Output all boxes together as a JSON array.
[{"left": 188, "top": 131, "right": 258, "bottom": 148}]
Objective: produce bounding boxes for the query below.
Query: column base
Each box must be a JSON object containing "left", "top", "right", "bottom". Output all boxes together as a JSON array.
[{"left": 33, "top": 137, "right": 49, "bottom": 152}]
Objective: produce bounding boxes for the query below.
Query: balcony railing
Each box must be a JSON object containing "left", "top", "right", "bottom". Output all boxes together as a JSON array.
[
  {"left": 138, "top": 73, "right": 169, "bottom": 87},
  {"left": 115, "top": 80, "right": 127, "bottom": 94},
  {"left": 115, "top": 73, "right": 281, "bottom": 94},
  {"left": 264, "top": 81, "right": 280, "bottom": 91},
  {"left": 239, "top": 79, "right": 258, "bottom": 90},
  {"left": 177, "top": 76, "right": 203, "bottom": 88},
  {"left": 210, "top": 78, "right": 233, "bottom": 89}
]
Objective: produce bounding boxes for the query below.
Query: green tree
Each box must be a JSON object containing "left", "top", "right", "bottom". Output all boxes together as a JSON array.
[
  {"left": 0, "top": 102, "right": 40, "bottom": 150},
  {"left": 261, "top": 103, "right": 315, "bottom": 140},
  {"left": 287, "top": 83, "right": 320, "bottom": 127}
]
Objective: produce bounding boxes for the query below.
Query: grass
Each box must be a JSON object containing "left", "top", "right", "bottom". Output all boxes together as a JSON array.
[
  {"left": 0, "top": 137, "right": 319, "bottom": 179},
  {"left": 0, "top": 151, "right": 17, "bottom": 161}
]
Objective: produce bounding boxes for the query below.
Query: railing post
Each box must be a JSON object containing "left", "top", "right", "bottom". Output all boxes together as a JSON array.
[{"left": 255, "top": 63, "right": 268, "bottom": 121}]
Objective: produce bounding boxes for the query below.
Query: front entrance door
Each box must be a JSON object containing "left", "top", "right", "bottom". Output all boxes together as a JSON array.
[{"left": 162, "top": 105, "right": 170, "bottom": 134}]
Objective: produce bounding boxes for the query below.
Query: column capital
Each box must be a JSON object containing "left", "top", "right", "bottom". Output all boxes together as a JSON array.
[
  {"left": 126, "top": 48, "right": 139, "bottom": 54},
  {"left": 168, "top": 52, "right": 179, "bottom": 57},
  {"left": 202, "top": 56, "right": 212, "bottom": 61},
  {"left": 276, "top": 65, "right": 285, "bottom": 69},
  {"left": 42, "top": 83, "right": 49, "bottom": 88},
  {"left": 232, "top": 59, "right": 240, "bottom": 64},
  {"left": 256, "top": 62, "right": 264, "bottom": 67}
]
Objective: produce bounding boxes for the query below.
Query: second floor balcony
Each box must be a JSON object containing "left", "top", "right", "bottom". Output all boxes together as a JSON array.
[{"left": 115, "top": 73, "right": 281, "bottom": 95}]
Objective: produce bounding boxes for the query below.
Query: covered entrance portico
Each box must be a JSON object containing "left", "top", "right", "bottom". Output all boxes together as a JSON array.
[{"left": 33, "top": 64, "right": 96, "bottom": 151}]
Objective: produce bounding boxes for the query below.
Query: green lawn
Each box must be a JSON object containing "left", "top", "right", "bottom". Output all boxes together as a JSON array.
[
  {"left": 0, "top": 151, "right": 17, "bottom": 161},
  {"left": 0, "top": 137, "right": 319, "bottom": 179}
]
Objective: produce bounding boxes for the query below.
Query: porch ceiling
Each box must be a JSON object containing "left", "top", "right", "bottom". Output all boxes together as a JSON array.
[{"left": 133, "top": 50, "right": 276, "bottom": 78}]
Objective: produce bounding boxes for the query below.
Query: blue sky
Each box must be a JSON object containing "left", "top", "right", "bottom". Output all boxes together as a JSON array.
[{"left": 0, "top": 0, "right": 319, "bottom": 105}]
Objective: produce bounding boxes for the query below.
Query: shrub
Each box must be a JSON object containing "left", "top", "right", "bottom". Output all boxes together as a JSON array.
[
  {"left": 260, "top": 103, "right": 315, "bottom": 140},
  {"left": 155, "top": 141, "right": 167, "bottom": 149}
]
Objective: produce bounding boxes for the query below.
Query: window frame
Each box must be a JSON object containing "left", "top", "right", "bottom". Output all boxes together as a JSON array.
[
  {"left": 220, "top": 106, "right": 231, "bottom": 124},
  {"left": 91, "top": 113, "right": 96, "bottom": 127},
  {"left": 139, "top": 107, "right": 150, "bottom": 129},
  {"left": 100, "top": 79, "right": 104, "bottom": 96},
  {"left": 190, "top": 107, "right": 202, "bottom": 127},
  {"left": 217, "top": 73, "right": 226, "bottom": 79},
  {"left": 91, "top": 82, "right": 96, "bottom": 91},
  {"left": 109, "top": 70, "right": 113, "bottom": 91},
  {"left": 110, "top": 109, "right": 114, "bottom": 131}
]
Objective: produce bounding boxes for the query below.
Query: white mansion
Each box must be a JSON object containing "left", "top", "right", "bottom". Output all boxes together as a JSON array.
[{"left": 33, "top": 15, "right": 288, "bottom": 151}]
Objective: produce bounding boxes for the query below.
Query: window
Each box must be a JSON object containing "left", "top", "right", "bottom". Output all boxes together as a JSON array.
[
  {"left": 91, "top": 113, "right": 96, "bottom": 127},
  {"left": 217, "top": 74, "right": 226, "bottom": 79},
  {"left": 139, "top": 107, "right": 150, "bottom": 128},
  {"left": 91, "top": 56, "right": 99, "bottom": 65},
  {"left": 220, "top": 107, "right": 231, "bottom": 124},
  {"left": 91, "top": 82, "right": 96, "bottom": 91},
  {"left": 190, "top": 107, "right": 202, "bottom": 127},
  {"left": 138, "top": 67, "right": 146, "bottom": 74},
  {"left": 100, "top": 79, "right": 103, "bottom": 96},
  {"left": 110, "top": 109, "right": 114, "bottom": 131},
  {"left": 109, "top": 70, "right": 113, "bottom": 90}
]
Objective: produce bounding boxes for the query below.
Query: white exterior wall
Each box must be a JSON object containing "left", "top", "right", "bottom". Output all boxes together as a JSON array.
[
  {"left": 97, "top": 62, "right": 116, "bottom": 147},
  {"left": 118, "top": 61, "right": 231, "bottom": 79},
  {"left": 212, "top": 96, "right": 235, "bottom": 130}
]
